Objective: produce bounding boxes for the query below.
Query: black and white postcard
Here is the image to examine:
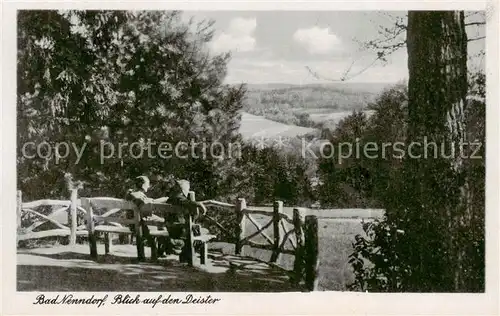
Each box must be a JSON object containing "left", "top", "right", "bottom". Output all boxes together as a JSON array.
[{"left": 2, "top": 0, "right": 499, "bottom": 315}]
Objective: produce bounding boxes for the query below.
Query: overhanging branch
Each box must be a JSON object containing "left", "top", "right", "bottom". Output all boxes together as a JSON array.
[
  {"left": 468, "top": 36, "right": 486, "bottom": 42},
  {"left": 465, "top": 22, "right": 486, "bottom": 26}
]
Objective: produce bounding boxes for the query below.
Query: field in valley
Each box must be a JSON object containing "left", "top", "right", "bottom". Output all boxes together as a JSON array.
[
  {"left": 239, "top": 112, "right": 317, "bottom": 139},
  {"left": 303, "top": 109, "right": 375, "bottom": 124}
]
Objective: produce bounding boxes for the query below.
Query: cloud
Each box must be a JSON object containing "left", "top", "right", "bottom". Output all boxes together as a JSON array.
[
  {"left": 228, "top": 17, "right": 257, "bottom": 37},
  {"left": 293, "top": 26, "right": 342, "bottom": 55},
  {"left": 210, "top": 17, "right": 257, "bottom": 54}
]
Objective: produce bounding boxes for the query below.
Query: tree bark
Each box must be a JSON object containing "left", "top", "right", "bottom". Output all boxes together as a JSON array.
[{"left": 406, "top": 11, "right": 469, "bottom": 291}]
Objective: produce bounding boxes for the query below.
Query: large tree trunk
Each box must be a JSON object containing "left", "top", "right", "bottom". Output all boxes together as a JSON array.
[{"left": 406, "top": 11, "right": 470, "bottom": 291}]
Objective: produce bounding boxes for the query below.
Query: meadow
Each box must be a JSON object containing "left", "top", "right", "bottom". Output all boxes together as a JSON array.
[
  {"left": 239, "top": 112, "right": 316, "bottom": 139},
  {"left": 303, "top": 109, "right": 375, "bottom": 124}
]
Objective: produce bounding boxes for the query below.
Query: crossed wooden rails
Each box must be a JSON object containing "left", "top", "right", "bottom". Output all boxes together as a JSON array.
[
  {"left": 199, "top": 198, "right": 319, "bottom": 290},
  {"left": 17, "top": 190, "right": 320, "bottom": 290},
  {"left": 17, "top": 190, "right": 215, "bottom": 267},
  {"left": 16, "top": 190, "right": 87, "bottom": 242}
]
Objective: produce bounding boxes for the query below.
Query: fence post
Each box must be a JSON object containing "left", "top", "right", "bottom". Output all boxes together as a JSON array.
[
  {"left": 17, "top": 190, "right": 22, "bottom": 231},
  {"left": 134, "top": 204, "right": 145, "bottom": 262},
  {"left": 69, "top": 189, "right": 78, "bottom": 246},
  {"left": 304, "top": 215, "right": 319, "bottom": 291},
  {"left": 82, "top": 198, "right": 98, "bottom": 260},
  {"left": 17, "top": 190, "right": 22, "bottom": 244},
  {"left": 292, "top": 208, "right": 305, "bottom": 286},
  {"left": 270, "top": 200, "right": 283, "bottom": 263},
  {"left": 235, "top": 198, "right": 247, "bottom": 255},
  {"left": 185, "top": 191, "right": 196, "bottom": 267}
]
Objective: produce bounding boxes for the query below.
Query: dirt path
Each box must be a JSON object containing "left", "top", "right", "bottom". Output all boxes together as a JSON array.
[{"left": 17, "top": 245, "right": 299, "bottom": 292}]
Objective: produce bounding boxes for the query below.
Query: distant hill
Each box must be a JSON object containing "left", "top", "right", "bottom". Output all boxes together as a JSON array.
[
  {"left": 236, "top": 82, "right": 391, "bottom": 142},
  {"left": 242, "top": 83, "right": 383, "bottom": 110},
  {"left": 242, "top": 82, "right": 390, "bottom": 95},
  {"left": 238, "top": 81, "right": 389, "bottom": 131}
]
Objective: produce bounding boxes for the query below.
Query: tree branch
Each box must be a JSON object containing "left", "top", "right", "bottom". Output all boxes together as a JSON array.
[
  {"left": 465, "top": 22, "right": 486, "bottom": 26},
  {"left": 468, "top": 36, "right": 486, "bottom": 42},
  {"left": 307, "top": 11, "right": 484, "bottom": 83},
  {"left": 305, "top": 54, "right": 382, "bottom": 82}
]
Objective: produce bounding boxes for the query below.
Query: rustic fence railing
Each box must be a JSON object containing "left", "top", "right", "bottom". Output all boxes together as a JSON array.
[
  {"left": 16, "top": 189, "right": 87, "bottom": 243},
  {"left": 17, "top": 189, "right": 320, "bottom": 291},
  {"left": 199, "top": 198, "right": 319, "bottom": 290}
]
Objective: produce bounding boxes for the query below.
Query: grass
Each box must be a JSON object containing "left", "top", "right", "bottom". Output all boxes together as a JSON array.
[
  {"left": 305, "top": 109, "right": 375, "bottom": 124},
  {"left": 17, "top": 245, "right": 298, "bottom": 292},
  {"left": 240, "top": 110, "right": 377, "bottom": 140},
  {"left": 316, "top": 219, "right": 366, "bottom": 290},
  {"left": 209, "top": 211, "right": 372, "bottom": 291}
]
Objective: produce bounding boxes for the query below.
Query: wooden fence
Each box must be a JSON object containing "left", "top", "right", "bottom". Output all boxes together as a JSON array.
[
  {"left": 199, "top": 198, "right": 319, "bottom": 289},
  {"left": 16, "top": 189, "right": 87, "bottom": 243},
  {"left": 16, "top": 189, "right": 320, "bottom": 291}
]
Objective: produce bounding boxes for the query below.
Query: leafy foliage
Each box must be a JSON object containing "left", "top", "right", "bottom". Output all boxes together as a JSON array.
[
  {"left": 18, "top": 10, "right": 245, "bottom": 201},
  {"left": 346, "top": 72, "right": 485, "bottom": 292},
  {"left": 17, "top": 10, "right": 315, "bottom": 218},
  {"left": 316, "top": 84, "right": 407, "bottom": 208},
  {"left": 229, "top": 144, "right": 316, "bottom": 206}
]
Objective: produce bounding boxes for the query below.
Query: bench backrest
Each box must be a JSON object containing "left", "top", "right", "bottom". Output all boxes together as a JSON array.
[
  {"left": 82, "top": 195, "right": 200, "bottom": 264},
  {"left": 81, "top": 197, "right": 190, "bottom": 227}
]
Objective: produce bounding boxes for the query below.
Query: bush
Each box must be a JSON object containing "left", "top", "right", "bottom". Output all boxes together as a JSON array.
[{"left": 348, "top": 218, "right": 409, "bottom": 291}]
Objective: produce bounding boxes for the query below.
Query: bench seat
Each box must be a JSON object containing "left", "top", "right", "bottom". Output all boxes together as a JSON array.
[
  {"left": 148, "top": 230, "right": 171, "bottom": 237},
  {"left": 194, "top": 234, "right": 217, "bottom": 242},
  {"left": 95, "top": 225, "right": 131, "bottom": 234},
  {"left": 94, "top": 226, "right": 215, "bottom": 241},
  {"left": 93, "top": 224, "right": 215, "bottom": 265}
]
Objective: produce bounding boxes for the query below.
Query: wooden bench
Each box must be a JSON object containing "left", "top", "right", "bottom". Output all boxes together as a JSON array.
[{"left": 81, "top": 191, "right": 216, "bottom": 266}]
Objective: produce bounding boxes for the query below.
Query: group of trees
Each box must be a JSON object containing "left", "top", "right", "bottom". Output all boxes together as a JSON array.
[
  {"left": 18, "top": 10, "right": 246, "bottom": 201},
  {"left": 244, "top": 102, "right": 318, "bottom": 128},
  {"left": 316, "top": 84, "right": 408, "bottom": 208},
  {"left": 315, "top": 70, "right": 485, "bottom": 291}
]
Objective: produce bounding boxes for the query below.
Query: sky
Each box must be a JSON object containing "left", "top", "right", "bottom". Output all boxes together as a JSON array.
[{"left": 182, "top": 11, "right": 486, "bottom": 85}]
